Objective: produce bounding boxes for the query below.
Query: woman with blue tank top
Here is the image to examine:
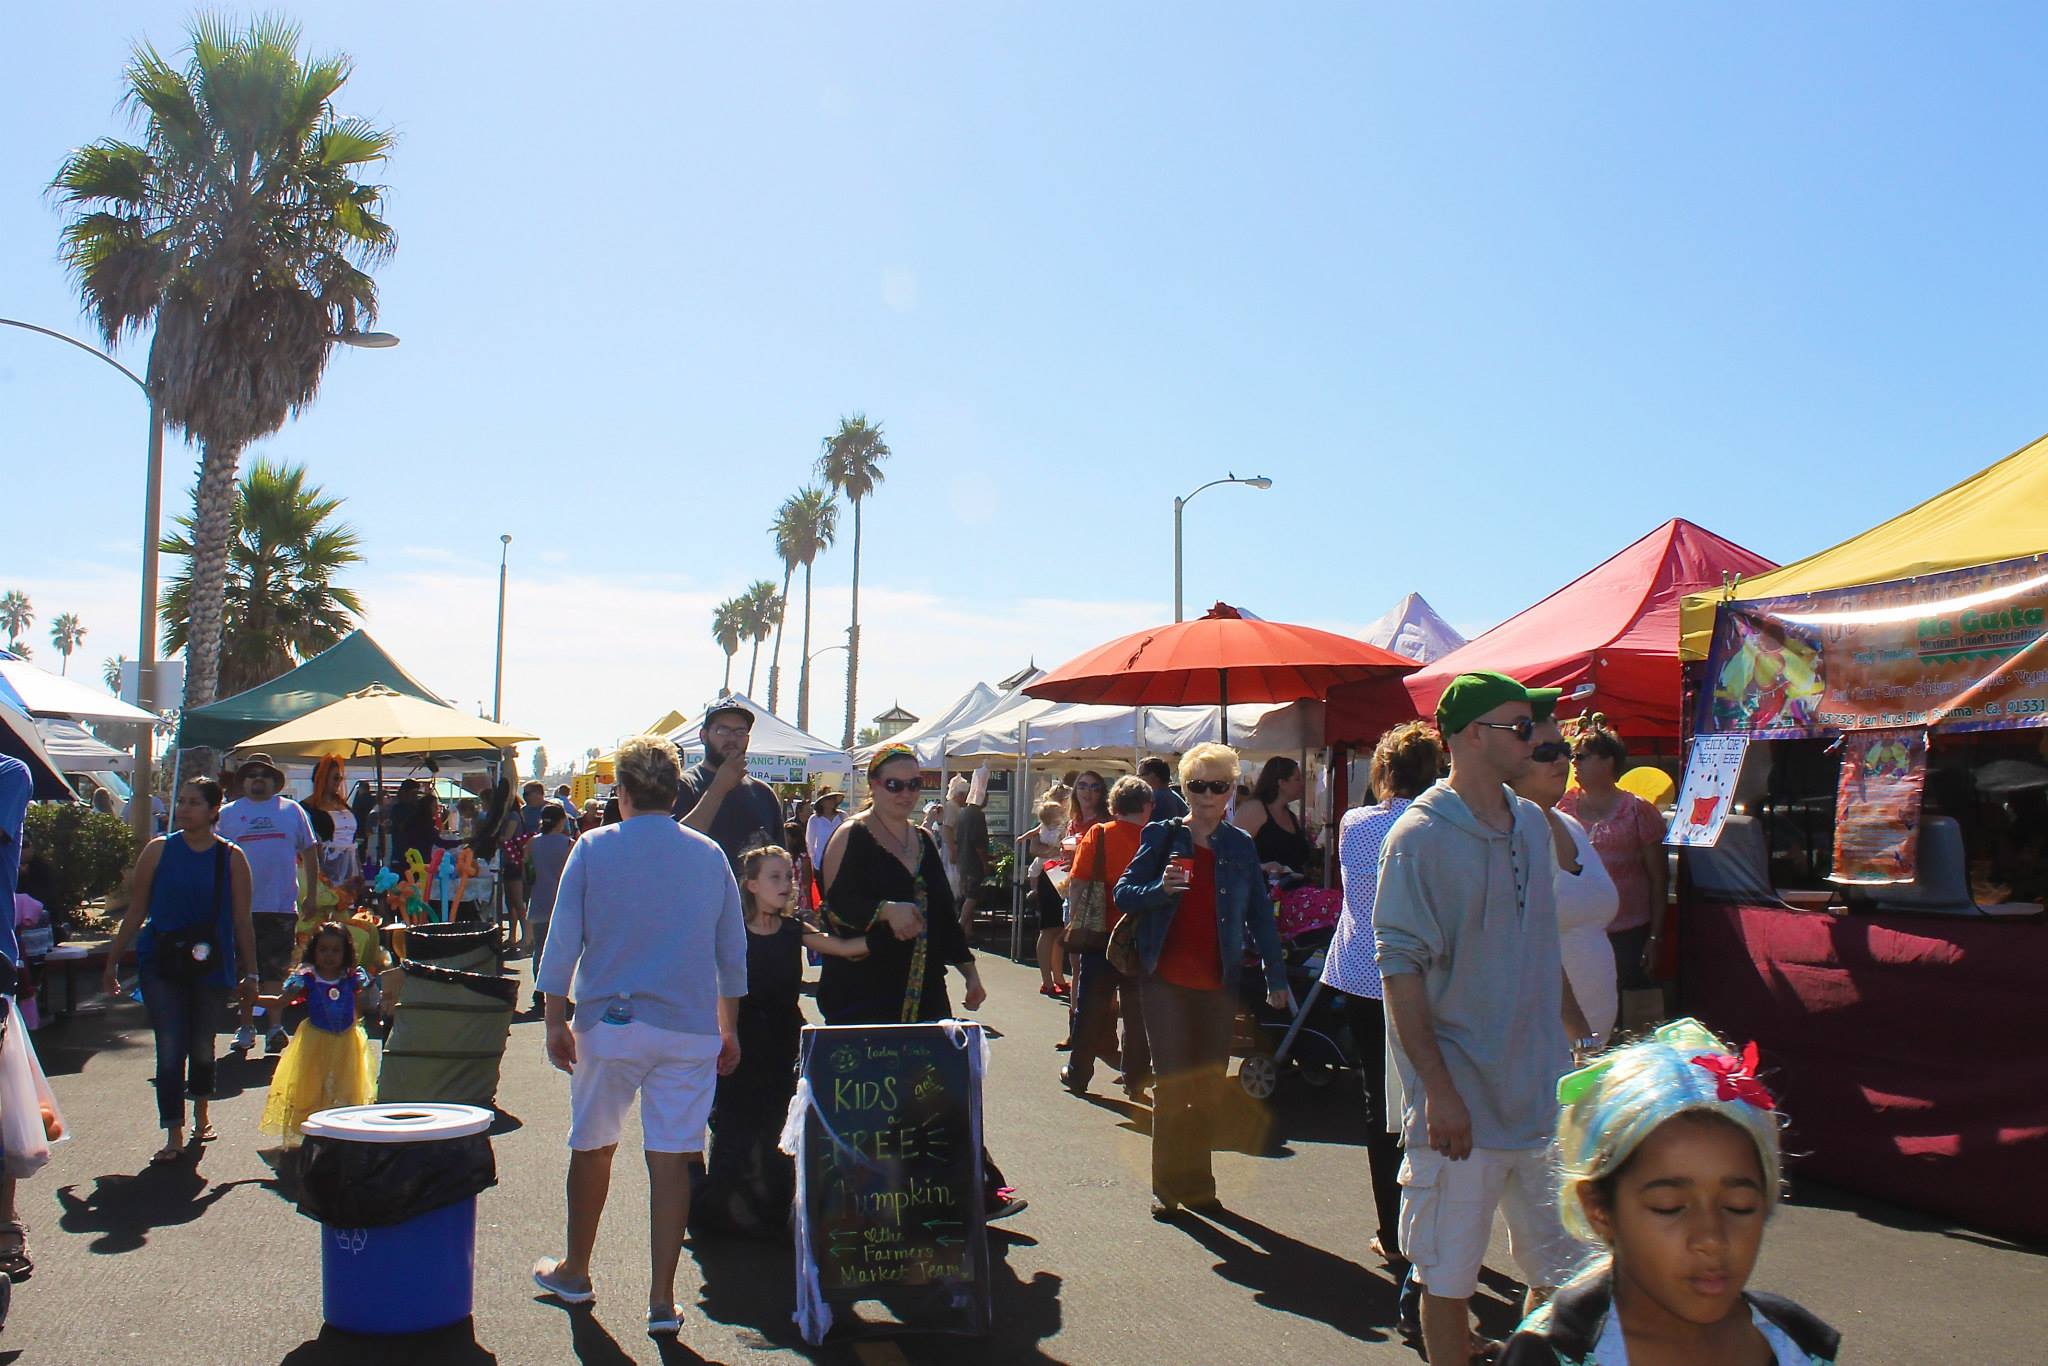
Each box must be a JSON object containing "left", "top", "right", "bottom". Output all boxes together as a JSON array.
[{"left": 103, "top": 779, "right": 257, "bottom": 1164}]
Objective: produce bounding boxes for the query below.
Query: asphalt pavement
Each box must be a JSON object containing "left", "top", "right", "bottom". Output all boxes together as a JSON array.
[{"left": 2, "top": 949, "right": 2040, "bottom": 1364}]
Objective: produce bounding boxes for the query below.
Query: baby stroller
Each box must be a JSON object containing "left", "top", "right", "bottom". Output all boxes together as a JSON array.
[{"left": 1232, "top": 892, "right": 1357, "bottom": 1100}]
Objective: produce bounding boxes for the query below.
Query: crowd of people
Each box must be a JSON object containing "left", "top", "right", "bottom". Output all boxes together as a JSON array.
[{"left": 4, "top": 672, "right": 1840, "bottom": 1361}]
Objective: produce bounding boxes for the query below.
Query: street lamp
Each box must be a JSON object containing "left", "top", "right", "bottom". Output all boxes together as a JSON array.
[
  {"left": 1173, "top": 472, "right": 1273, "bottom": 621},
  {"left": 0, "top": 318, "right": 397, "bottom": 838},
  {"left": 492, "top": 534, "right": 511, "bottom": 722}
]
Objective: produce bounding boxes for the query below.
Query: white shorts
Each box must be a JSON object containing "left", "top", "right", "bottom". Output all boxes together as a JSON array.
[
  {"left": 1398, "top": 1145, "right": 1580, "bottom": 1299},
  {"left": 567, "top": 1021, "right": 721, "bottom": 1154}
]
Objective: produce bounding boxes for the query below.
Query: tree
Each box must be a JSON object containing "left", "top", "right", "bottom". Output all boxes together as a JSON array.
[
  {"left": 53, "top": 15, "right": 395, "bottom": 743},
  {"left": 531, "top": 744, "right": 550, "bottom": 780},
  {"left": 766, "top": 497, "right": 802, "bottom": 715},
  {"left": 782, "top": 486, "right": 839, "bottom": 735},
  {"left": 159, "top": 460, "right": 364, "bottom": 698},
  {"left": 49, "top": 613, "right": 88, "bottom": 674},
  {"left": 711, "top": 598, "right": 745, "bottom": 695},
  {"left": 816, "top": 415, "right": 890, "bottom": 748},
  {"left": 739, "top": 580, "right": 782, "bottom": 698},
  {"left": 0, "top": 592, "right": 32, "bottom": 653},
  {"left": 103, "top": 655, "right": 127, "bottom": 694}
]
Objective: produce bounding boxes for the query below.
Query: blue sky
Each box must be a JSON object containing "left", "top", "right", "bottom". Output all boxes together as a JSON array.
[{"left": 7, "top": 3, "right": 2048, "bottom": 767}]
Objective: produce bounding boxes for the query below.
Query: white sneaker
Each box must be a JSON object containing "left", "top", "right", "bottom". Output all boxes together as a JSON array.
[
  {"left": 266, "top": 1029, "right": 289, "bottom": 1056},
  {"left": 232, "top": 1026, "right": 255, "bottom": 1052}
]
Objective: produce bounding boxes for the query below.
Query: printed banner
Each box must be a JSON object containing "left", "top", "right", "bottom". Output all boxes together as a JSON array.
[
  {"left": 1699, "top": 554, "right": 2048, "bottom": 739},
  {"left": 1829, "top": 729, "right": 1928, "bottom": 885},
  {"left": 1665, "top": 734, "right": 1750, "bottom": 848},
  {"left": 678, "top": 748, "right": 808, "bottom": 785}
]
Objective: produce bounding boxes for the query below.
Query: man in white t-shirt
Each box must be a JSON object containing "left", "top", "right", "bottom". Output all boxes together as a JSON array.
[{"left": 217, "top": 753, "right": 317, "bottom": 1053}]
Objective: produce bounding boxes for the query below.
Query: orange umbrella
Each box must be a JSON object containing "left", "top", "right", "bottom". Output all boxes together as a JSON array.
[{"left": 1024, "top": 603, "right": 1418, "bottom": 742}]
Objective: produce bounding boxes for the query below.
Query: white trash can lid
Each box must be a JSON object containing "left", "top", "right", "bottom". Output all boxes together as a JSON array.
[{"left": 300, "top": 1103, "right": 494, "bottom": 1143}]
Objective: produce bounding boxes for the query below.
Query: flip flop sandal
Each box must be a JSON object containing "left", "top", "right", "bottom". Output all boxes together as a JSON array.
[
  {"left": 646, "top": 1305, "right": 683, "bottom": 1337},
  {"left": 0, "top": 1221, "right": 32, "bottom": 1281},
  {"left": 151, "top": 1147, "right": 184, "bottom": 1166},
  {"left": 531, "top": 1257, "right": 595, "bottom": 1304},
  {"left": 191, "top": 1126, "right": 220, "bottom": 1144}
]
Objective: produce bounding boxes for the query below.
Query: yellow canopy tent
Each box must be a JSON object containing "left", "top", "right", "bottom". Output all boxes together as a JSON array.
[{"left": 1680, "top": 430, "right": 2048, "bottom": 660}]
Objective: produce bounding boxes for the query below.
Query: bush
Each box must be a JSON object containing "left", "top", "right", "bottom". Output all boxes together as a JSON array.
[{"left": 21, "top": 803, "right": 138, "bottom": 915}]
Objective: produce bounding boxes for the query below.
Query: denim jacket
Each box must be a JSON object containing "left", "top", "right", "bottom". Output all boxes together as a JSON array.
[{"left": 1113, "top": 818, "right": 1288, "bottom": 995}]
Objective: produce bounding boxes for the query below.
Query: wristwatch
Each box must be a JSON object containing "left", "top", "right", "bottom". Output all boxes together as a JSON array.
[{"left": 1572, "top": 1035, "right": 1600, "bottom": 1054}]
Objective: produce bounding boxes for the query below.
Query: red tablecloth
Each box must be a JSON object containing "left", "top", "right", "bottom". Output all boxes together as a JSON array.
[{"left": 1680, "top": 900, "right": 2048, "bottom": 1244}]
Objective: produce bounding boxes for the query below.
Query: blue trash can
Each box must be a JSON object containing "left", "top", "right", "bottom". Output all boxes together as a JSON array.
[{"left": 300, "top": 1103, "right": 494, "bottom": 1335}]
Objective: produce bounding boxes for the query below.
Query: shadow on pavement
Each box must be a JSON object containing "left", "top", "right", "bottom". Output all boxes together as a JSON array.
[
  {"left": 53, "top": 1165, "right": 257, "bottom": 1255},
  {"left": 279, "top": 1315, "right": 497, "bottom": 1365},
  {"left": 1789, "top": 1177, "right": 2048, "bottom": 1258},
  {"left": 689, "top": 1228, "right": 830, "bottom": 1359},
  {"left": 534, "top": 1300, "right": 725, "bottom": 1366},
  {"left": 980, "top": 1230, "right": 1064, "bottom": 1364},
  {"left": 1173, "top": 1204, "right": 1402, "bottom": 1343}
]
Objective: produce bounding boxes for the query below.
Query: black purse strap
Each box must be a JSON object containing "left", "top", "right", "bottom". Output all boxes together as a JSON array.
[{"left": 212, "top": 841, "right": 230, "bottom": 939}]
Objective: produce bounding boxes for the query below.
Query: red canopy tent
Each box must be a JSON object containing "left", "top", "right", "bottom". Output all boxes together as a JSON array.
[{"left": 1329, "top": 519, "right": 1775, "bottom": 746}]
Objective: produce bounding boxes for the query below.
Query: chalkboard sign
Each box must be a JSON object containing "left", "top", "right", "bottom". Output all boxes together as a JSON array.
[{"left": 788, "top": 1022, "right": 990, "bottom": 1342}]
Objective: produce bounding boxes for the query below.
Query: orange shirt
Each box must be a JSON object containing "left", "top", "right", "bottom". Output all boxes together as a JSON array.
[
  {"left": 1072, "top": 820, "right": 1147, "bottom": 927},
  {"left": 1155, "top": 845, "right": 1222, "bottom": 990}
]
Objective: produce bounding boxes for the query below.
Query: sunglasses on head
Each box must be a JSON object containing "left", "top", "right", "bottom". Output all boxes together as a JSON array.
[
  {"left": 1530, "top": 741, "right": 1571, "bottom": 763},
  {"left": 877, "top": 777, "right": 923, "bottom": 794},
  {"left": 1185, "top": 779, "right": 1233, "bottom": 796},
  {"left": 1471, "top": 717, "right": 1535, "bottom": 742}
]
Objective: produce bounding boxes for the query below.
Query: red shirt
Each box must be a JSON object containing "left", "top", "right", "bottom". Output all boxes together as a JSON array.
[
  {"left": 1071, "top": 821, "right": 1146, "bottom": 928},
  {"left": 1155, "top": 845, "right": 1222, "bottom": 990}
]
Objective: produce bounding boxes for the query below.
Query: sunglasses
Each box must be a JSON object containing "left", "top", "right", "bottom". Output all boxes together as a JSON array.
[
  {"left": 1471, "top": 717, "right": 1535, "bottom": 742},
  {"left": 1185, "top": 779, "right": 1234, "bottom": 796},
  {"left": 1075, "top": 781, "right": 1104, "bottom": 790},
  {"left": 877, "top": 777, "right": 924, "bottom": 794},
  {"left": 1530, "top": 741, "right": 1571, "bottom": 763}
]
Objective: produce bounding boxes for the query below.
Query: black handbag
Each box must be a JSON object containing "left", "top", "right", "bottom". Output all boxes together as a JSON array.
[{"left": 153, "top": 844, "right": 229, "bottom": 982}]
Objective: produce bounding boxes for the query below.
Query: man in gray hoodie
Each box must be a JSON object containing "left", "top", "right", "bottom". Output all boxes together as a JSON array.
[{"left": 1375, "top": 671, "right": 1594, "bottom": 1366}]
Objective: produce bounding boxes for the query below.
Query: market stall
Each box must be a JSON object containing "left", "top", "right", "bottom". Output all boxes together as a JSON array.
[
  {"left": 663, "top": 695, "right": 851, "bottom": 787},
  {"left": 1674, "top": 432, "right": 2048, "bottom": 1242},
  {"left": 177, "top": 629, "right": 446, "bottom": 753}
]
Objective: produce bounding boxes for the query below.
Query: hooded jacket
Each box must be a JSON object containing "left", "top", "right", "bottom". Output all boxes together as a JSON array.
[{"left": 1372, "top": 779, "right": 1569, "bottom": 1150}]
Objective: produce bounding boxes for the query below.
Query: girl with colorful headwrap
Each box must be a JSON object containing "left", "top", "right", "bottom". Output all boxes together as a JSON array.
[{"left": 1500, "top": 1020, "right": 1840, "bottom": 1365}]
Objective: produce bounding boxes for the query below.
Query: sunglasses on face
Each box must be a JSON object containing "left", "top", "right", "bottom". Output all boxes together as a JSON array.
[
  {"left": 1185, "top": 779, "right": 1233, "bottom": 796},
  {"left": 1075, "top": 781, "right": 1103, "bottom": 791},
  {"left": 877, "top": 777, "right": 923, "bottom": 794},
  {"left": 1471, "top": 717, "right": 1535, "bottom": 742},
  {"left": 1530, "top": 741, "right": 1571, "bottom": 763}
]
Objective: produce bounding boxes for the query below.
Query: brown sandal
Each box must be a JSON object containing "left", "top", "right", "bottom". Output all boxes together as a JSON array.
[{"left": 0, "top": 1220, "right": 31, "bottom": 1281}]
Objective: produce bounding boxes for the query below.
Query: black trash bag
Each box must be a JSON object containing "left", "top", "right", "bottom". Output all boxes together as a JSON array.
[
  {"left": 400, "top": 924, "right": 505, "bottom": 965},
  {"left": 296, "top": 1132, "right": 498, "bottom": 1228},
  {"left": 398, "top": 959, "right": 521, "bottom": 1003}
]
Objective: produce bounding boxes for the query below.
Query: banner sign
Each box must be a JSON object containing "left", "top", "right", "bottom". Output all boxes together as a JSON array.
[
  {"left": 786, "top": 1022, "right": 990, "bottom": 1344},
  {"left": 1829, "top": 729, "right": 1928, "bottom": 885},
  {"left": 678, "top": 748, "right": 808, "bottom": 785},
  {"left": 1698, "top": 554, "right": 2048, "bottom": 739},
  {"left": 1665, "top": 735, "right": 1750, "bottom": 848}
]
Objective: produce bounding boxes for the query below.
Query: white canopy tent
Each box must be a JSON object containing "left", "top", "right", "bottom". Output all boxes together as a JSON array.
[
  {"left": 852, "top": 682, "right": 1005, "bottom": 768},
  {"left": 665, "top": 695, "right": 852, "bottom": 787},
  {"left": 0, "top": 653, "right": 159, "bottom": 725},
  {"left": 1361, "top": 592, "right": 1467, "bottom": 664},
  {"left": 940, "top": 693, "right": 1324, "bottom": 763},
  {"left": 36, "top": 717, "right": 133, "bottom": 772}
]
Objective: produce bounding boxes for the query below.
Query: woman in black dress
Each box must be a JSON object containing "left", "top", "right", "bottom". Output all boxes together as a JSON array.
[
  {"left": 1237, "top": 756, "right": 1317, "bottom": 879},
  {"left": 819, "top": 745, "right": 1024, "bottom": 1219}
]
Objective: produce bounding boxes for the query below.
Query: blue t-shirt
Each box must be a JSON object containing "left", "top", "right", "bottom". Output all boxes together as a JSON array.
[{"left": 0, "top": 755, "right": 28, "bottom": 967}]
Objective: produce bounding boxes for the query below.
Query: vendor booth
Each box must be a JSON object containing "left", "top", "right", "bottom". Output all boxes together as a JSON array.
[
  {"left": 1675, "top": 433, "right": 2048, "bottom": 1243},
  {"left": 663, "top": 696, "right": 851, "bottom": 787},
  {"left": 178, "top": 629, "right": 445, "bottom": 753}
]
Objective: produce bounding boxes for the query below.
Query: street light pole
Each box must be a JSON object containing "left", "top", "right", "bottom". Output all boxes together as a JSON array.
[
  {"left": 1172, "top": 473, "right": 1274, "bottom": 621},
  {"left": 492, "top": 534, "right": 511, "bottom": 722}
]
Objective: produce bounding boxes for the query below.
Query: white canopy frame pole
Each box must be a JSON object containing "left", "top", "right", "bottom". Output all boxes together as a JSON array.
[{"left": 1010, "top": 718, "right": 1031, "bottom": 963}]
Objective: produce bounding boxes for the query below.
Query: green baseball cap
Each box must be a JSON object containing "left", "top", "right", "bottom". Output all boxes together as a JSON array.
[{"left": 1435, "top": 670, "right": 1562, "bottom": 736}]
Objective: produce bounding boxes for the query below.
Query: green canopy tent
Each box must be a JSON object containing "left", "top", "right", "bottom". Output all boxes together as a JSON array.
[{"left": 177, "top": 630, "right": 445, "bottom": 752}]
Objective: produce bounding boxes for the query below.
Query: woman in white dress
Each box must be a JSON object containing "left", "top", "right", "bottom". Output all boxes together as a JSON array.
[{"left": 1514, "top": 711, "right": 1620, "bottom": 1048}]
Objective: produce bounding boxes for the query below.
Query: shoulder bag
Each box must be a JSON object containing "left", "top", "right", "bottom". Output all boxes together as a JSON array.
[
  {"left": 1063, "top": 830, "right": 1111, "bottom": 953},
  {"left": 154, "top": 843, "right": 229, "bottom": 983}
]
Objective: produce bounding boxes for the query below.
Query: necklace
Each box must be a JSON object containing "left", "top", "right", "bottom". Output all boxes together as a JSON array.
[{"left": 871, "top": 815, "right": 919, "bottom": 869}]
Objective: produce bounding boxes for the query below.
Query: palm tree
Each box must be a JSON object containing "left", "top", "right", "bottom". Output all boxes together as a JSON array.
[
  {"left": 711, "top": 598, "right": 745, "bottom": 696},
  {"left": 739, "top": 580, "right": 782, "bottom": 698},
  {"left": 52, "top": 16, "right": 395, "bottom": 740},
  {"left": 49, "top": 614, "right": 87, "bottom": 674},
  {"left": 785, "top": 487, "right": 839, "bottom": 734},
  {"left": 0, "top": 591, "right": 31, "bottom": 653},
  {"left": 103, "top": 655, "right": 128, "bottom": 694},
  {"left": 816, "top": 415, "right": 890, "bottom": 747},
  {"left": 766, "top": 498, "right": 804, "bottom": 716},
  {"left": 159, "top": 460, "right": 364, "bottom": 698}
]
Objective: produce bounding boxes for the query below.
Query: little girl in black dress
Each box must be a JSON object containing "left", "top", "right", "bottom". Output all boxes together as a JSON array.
[{"left": 694, "top": 846, "right": 865, "bottom": 1236}]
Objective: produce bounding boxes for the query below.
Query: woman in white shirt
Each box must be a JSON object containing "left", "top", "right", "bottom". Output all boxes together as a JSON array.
[
  {"left": 1514, "top": 713, "right": 1620, "bottom": 1048},
  {"left": 1320, "top": 720, "right": 1443, "bottom": 1270},
  {"left": 803, "top": 790, "right": 845, "bottom": 902}
]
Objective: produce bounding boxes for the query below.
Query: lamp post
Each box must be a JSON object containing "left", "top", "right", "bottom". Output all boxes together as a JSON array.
[
  {"left": 492, "top": 534, "right": 512, "bottom": 722},
  {"left": 0, "top": 319, "right": 398, "bottom": 839},
  {"left": 1173, "top": 473, "right": 1273, "bottom": 621}
]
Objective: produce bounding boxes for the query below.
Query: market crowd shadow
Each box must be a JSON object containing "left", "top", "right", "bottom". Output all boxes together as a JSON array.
[
  {"left": 279, "top": 1315, "right": 497, "bottom": 1366},
  {"left": 53, "top": 1166, "right": 257, "bottom": 1255}
]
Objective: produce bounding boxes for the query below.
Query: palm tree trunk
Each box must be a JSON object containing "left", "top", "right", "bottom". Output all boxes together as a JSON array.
[
  {"left": 798, "top": 561, "right": 814, "bottom": 734},
  {"left": 722, "top": 652, "right": 734, "bottom": 695},
  {"left": 747, "top": 636, "right": 762, "bottom": 697},
  {"left": 843, "top": 499, "right": 862, "bottom": 749},
  {"left": 179, "top": 440, "right": 243, "bottom": 772},
  {"left": 767, "top": 564, "right": 794, "bottom": 715}
]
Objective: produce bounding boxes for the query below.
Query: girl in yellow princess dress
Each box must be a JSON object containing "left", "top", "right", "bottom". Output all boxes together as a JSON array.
[{"left": 259, "top": 921, "right": 374, "bottom": 1148}]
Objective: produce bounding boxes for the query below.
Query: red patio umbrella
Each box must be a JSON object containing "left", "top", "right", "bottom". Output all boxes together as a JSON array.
[{"left": 1024, "top": 603, "right": 1418, "bottom": 742}]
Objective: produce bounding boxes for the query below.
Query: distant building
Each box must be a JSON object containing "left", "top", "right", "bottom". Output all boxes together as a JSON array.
[{"left": 872, "top": 703, "right": 919, "bottom": 741}]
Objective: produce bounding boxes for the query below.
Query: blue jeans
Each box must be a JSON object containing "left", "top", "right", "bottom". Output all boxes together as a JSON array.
[
  {"left": 139, "top": 966, "right": 228, "bottom": 1129},
  {"left": 1066, "top": 950, "right": 1151, "bottom": 1090}
]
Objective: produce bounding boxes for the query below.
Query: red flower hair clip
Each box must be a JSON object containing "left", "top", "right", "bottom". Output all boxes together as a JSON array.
[{"left": 1691, "top": 1041, "right": 1776, "bottom": 1111}]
